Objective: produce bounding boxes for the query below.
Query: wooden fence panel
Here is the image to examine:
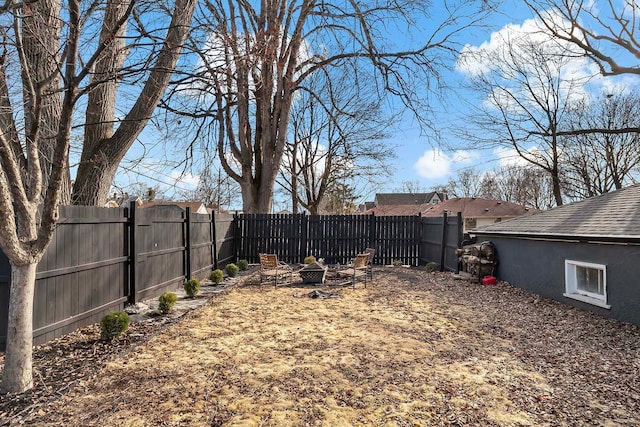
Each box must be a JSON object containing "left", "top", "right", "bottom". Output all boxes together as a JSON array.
[
  {"left": 238, "top": 214, "right": 305, "bottom": 263},
  {"left": 420, "top": 217, "right": 444, "bottom": 266},
  {"left": 30, "top": 206, "right": 128, "bottom": 347},
  {"left": 374, "top": 215, "right": 421, "bottom": 266},
  {"left": 238, "top": 213, "right": 424, "bottom": 266},
  {"left": 302, "top": 214, "right": 369, "bottom": 264},
  {"left": 419, "top": 213, "right": 462, "bottom": 271},
  {"left": 190, "top": 212, "right": 214, "bottom": 279},
  {"left": 444, "top": 214, "right": 463, "bottom": 272},
  {"left": 214, "top": 212, "right": 236, "bottom": 268},
  {"left": 134, "top": 206, "right": 186, "bottom": 302}
]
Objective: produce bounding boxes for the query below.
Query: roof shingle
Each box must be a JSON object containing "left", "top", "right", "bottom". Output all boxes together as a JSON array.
[
  {"left": 374, "top": 192, "right": 442, "bottom": 205},
  {"left": 474, "top": 184, "right": 640, "bottom": 239},
  {"left": 421, "top": 198, "right": 536, "bottom": 218}
]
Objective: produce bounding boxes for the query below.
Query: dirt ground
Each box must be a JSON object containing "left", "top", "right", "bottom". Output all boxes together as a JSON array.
[{"left": 2, "top": 268, "right": 640, "bottom": 426}]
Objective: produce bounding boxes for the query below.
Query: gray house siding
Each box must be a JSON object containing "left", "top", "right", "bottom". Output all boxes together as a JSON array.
[{"left": 487, "top": 235, "right": 640, "bottom": 326}]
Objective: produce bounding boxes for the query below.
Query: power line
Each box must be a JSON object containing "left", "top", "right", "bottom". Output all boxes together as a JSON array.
[{"left": 117, "top": 164, "right": 196, "bottom": 193}]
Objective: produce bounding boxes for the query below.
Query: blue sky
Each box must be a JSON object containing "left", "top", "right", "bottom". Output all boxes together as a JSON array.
[
  {"left": 342, "top": 0, "right": 533, "bottom": 197},
  {"left": 110, "top": 0, "right": 640, "bottom": 209},
  {"left": 383, "top": 0, "right": 640, "bottom": 200}
]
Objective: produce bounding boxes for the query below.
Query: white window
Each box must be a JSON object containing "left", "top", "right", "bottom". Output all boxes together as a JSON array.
[{"left": 564, "top": 260, "right": 610, "bottom": 309}]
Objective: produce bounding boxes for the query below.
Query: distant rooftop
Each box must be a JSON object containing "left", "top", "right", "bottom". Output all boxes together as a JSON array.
[
  {"left": 374, "top": 192, "right": 444, "bottom": 206},
  {"left": 474, "top": 184, "right": 640, "bottom": 240},
  {"left": 422, "top": 197, "right": 536, "bottom": 218}
]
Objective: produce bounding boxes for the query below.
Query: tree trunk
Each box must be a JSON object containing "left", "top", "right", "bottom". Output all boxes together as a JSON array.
[
  {"left": 240, "top": 179, "right": 274, "bottom": 214},
  {"left": 71, "top": 0, "right": 197, "bottom": 206},
  {"left": 1, "top": 263, "right": 37, "bottom": 393},
  {"left": 22, "top": 0, "right": 71, "bottom": 204}
]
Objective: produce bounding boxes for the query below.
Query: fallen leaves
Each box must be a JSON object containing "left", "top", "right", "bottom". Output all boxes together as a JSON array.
[{"left": 1, "top": 269, "right": 640, "bottom": 426}]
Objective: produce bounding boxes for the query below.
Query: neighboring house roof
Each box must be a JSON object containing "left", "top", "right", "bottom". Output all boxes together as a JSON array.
[
  {"left": 360, "top": 203, "right": 432, "bottom": 216},
  {"left": 474, "top": 184, "right": 640, "bottom": 240},
  {"left": 140, "top": 201, "right": 208, "bottom": 214},
  {"left": 421, "top": 197, "right": 537, "bottom": 218},
  {"left": 374, "top": 192, "right": 444, "bottom": 206},
  {"left": 359, "top": 192, "right": 446, "bottom": 215},
  {"left": 357, "top": 202, "right": 375, "bottom": 212}
]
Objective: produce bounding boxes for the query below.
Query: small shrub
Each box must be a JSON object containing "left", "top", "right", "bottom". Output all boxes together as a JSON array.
[
  {"left": 209, "top": 269, "right": 224, "bottom": 285},
  {"left": 100, "top": 311, "right": 130, "bottom": 340},
  {"left": 184, "top": 279, "right": 201, "bottom": 298},
  {"left": 158, "top": 292, "right": 178, "bottom": 314},
  {"left": 303, "top": 255, "right": 316, "bottom": 264},
  {"left": 392, "top": 259, "right": 403, "bottom": 267},
  {"left": 237, "top": 259, "right": 249, "bottom": 271},
  {"left": 225, "top": 263, "right": 239, "bottom": 277},
  {"left": 425, "top": 262, "right": 438, "bottom": 272}
]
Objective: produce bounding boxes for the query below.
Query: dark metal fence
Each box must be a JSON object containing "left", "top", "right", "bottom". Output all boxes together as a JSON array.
[{"left": 0, "top": 209, "right": 461, "bottom": 351}]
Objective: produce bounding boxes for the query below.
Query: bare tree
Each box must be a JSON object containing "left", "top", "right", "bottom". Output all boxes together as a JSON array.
[
  {"left": 182, "top": 166, "right": 241, "bottom": 211},
  {"left": 562, "top": 92, "right": 640, "bottom": 198},
  {"left": 164, "top": 0, "right": 492, "bottom": 213},
  {"left": 526, "top": 0, "right": 640, "bottom": 137},
  {"left": 112, "top": 183, "right": 165, "bottom": 203},
  {"left": 69, "top": 0, "right": 197, "bottom": 206},
  {"left": 458, "top": 30, "right": 590, "bottom": 206},
  {"left": 441, "top": 169, "right": 484, "bottom": 198},
  {"left": 441, "top": 166, "right": 556, "bottom": 209},
  {"left": 395, "top": 181, "right": 431, "bottom": 194},
  {"left": 0, "top": 0, "right": 196, "bottom": 393},
  {"left": 480, "top": 166, "right": 557, "bottom": 209},
  {"left": 279, "top": 70, "right": 394, "bottom": 215},
  {"left": 528, "top": 0, "right": 640, "bottom": 77}
]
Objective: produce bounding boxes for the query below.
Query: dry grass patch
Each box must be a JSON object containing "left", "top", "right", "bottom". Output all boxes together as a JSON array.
[{"left": 18, "top": 269, "right": 640, "bottom": 426}]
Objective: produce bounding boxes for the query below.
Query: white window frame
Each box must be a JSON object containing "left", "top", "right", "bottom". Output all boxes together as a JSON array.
[{"left": 564, "top": 260, "right": 610, "bottom": 309}]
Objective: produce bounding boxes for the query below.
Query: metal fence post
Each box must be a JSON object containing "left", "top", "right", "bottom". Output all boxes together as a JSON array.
[
  {"left": 440, "top": 212, "right": 448, "bottom": 272},
  {"left": 127, "top": 201, "right": 138, "bottom": 304},
  {"left": 369, "top": 212, "right": 376, "bottom": 250},
  {"left": 185, "top": 207, "right": 192, "bottom": 280},
  {"left": 211, "top": 211, "right": 218, "bottom": 270},
  {"left": 456, "top": 212, "right": 463, "bottom": 273},
  {"left": 233, "top": 211, "right": 240, "bottom": 263},
  {"left": 300, "top": 213, "right": 308, "bottom": 264},
  {"left": 417, "top": 212, "right": 422, "bottom": 266}
]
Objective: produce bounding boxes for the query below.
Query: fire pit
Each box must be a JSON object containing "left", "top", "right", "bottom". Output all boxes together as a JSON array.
[{"left": 298, "top": 261, "right": 327, "bottom": 284}]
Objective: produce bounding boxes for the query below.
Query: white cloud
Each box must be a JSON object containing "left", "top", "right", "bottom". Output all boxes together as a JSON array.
[
  {"left": 493, "top": 147, "right": 539, "bottom": 168},
  {"left": 169, "top": 170, "right": 200, "bottom": 189},
  {"left": 414, "top": 149, "right": 477, "bottom": 180},
  {"left": 457, "top": 12, "right": 585, "bottom": 77},
  {"left": 457, "top": 11, "right": 595, "bottom": 110}
]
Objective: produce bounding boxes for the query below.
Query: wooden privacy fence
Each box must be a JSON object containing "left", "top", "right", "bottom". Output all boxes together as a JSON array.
[
  {"left": 0, "top": 204, "right": 236, "bottom": 351},
  {"left": 237, "top": 213, "right": 462, "bottom": 268}
]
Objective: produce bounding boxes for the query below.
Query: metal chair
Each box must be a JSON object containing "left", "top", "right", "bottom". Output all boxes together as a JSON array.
[
  {"left": 338, "top": 253, "right": 371, "bottom": 288},
  {"left": 259, "top": 254, "right": 293, "bottom": 287}
]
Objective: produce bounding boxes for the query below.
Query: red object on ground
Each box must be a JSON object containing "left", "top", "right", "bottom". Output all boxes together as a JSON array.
[{"left": 482, "top": 275, "right": 497, "bottom": 286}]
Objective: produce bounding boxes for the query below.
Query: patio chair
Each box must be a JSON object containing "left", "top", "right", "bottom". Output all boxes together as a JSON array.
[
  {"left": 338, "top": 253, "right": 371, "bottom": 288},
  {"left": 259, "top": 253, "right": 293, "bottom": 287},
  {"left": 364, "top": 247, "right": 376, "bottom": 280}
]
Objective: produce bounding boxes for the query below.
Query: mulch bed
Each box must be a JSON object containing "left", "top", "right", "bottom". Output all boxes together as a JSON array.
[{"left": 1, "top": 268, "right": 640, "bottom": 426}]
